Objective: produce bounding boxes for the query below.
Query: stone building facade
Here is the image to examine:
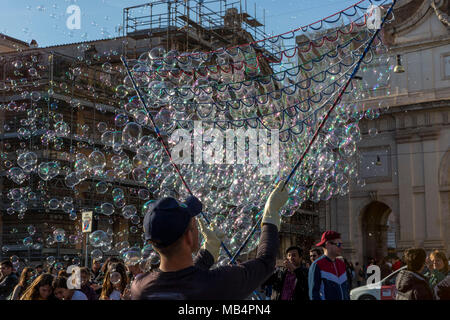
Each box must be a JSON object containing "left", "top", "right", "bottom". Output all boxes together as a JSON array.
[{"left": 322, "top": 0, "right": 450, "bottom": 264}]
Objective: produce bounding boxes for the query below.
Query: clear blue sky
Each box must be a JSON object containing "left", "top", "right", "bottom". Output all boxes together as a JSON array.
[{"left": 1, "top": 0, "right": 361, "bottom": 47}]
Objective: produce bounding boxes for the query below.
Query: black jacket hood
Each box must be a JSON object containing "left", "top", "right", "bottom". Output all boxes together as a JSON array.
[{"left": 396, "top": 270, "right": 426, "bottom": 291}]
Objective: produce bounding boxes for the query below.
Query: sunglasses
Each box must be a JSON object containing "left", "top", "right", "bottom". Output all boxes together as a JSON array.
[{"left": 329, "top": 241, "right": 343, "bottom": 248}]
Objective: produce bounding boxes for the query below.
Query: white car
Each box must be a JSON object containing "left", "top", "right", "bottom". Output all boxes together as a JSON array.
[{"left": 350, "top": 266, "right": 406, "bottom": 300}]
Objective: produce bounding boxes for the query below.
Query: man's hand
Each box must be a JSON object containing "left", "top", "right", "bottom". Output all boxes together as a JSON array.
[
  {"left": 198, "top": 219, "right": 225, "bottom": 262},
  {"left": 262, "top": 181, "right": 290, "bottom": 229},
  {"left": 425, "top": 257, "right": 433, "bottom": 270},
  {"left": 283, "top": 259, "right": 297, "bottom": 273}
]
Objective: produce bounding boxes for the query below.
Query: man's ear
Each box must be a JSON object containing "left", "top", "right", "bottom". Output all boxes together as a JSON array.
[
  {"left": 183, "top": 224, "right": 194, "bottom": 248},
  {"left": 189, "top": 219, "right": 199, "bottom": 247}
]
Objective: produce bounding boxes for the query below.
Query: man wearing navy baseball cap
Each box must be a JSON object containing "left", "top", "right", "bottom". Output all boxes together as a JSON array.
[
  {"left": 308, "top": 230, "right": 350, "bottom": 300},
  {"left": 131, "top": 182, "right": 289, "bottom": 300}
]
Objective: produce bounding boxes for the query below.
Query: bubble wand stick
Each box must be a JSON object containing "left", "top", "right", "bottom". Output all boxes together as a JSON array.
[{"left": 230, "top": 0, "right": 397, "bottom": 264}]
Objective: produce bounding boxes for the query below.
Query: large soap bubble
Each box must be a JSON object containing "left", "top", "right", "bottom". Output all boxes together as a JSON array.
[
  {"left": 122, "top": 122, "right": 142, "bottom": 147},
  {"left": 89, "top": 150, "right": 106, "bottom": 175},
  {"left": 89, "top": 230, "right": 109, "bottom": 248}
]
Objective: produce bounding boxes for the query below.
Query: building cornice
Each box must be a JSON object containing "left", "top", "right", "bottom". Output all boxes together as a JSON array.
[
  {"left": 395, "top": 127, "right": 441, "bottom": 143},
  {"left": 388, "top": 0, "right": 431, "bottom": 36},
  {"left": 384, "top": 0, "right": 450, "bottom": 45}
]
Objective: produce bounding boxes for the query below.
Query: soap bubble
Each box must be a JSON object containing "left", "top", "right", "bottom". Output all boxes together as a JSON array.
[
  {"left": 48, "top": 199, "right": 60, "bottom": 210},
  {"left": 27, "top": 225, "right": 36, "bottom": 235},
  {"left": 110, "top": 271, "right": 121, "bottom": 285},
  {"left": 46, "top": 256, "right": 56, "bottom": 265},
  {"left": 149, "top": 251, "right": 160, "bottom": 265},
  {"left": 72, "top": 257, "right": 81, "bottom": 266},
  {"left": 114, "top": 113, "right": 128, "bottom": 127},
  {"left": 89, "top": 150, "right": 106, "bottom": 175},
  {"left": 101, "top": 202, "right": 115, "bottom": 216},
  {"left": 37, "top": 162, "right": 60, "bottom": 181},
  {"left": 17, "top": 152, "right": 37, "bottom": 169},
  {"left": 122, "top": 122, "right": 142, "bottom": 147},
  {"left": 96, "top": 181, "right": 108, "bottom": 194},
  {"left": 122, "top": 249, "right": 141, "bottom": 265},
  {"left": 89, "top": 230, "right": 109, "bottom": 247},
  {"left": 23, "top": 237, "right": 33, "bottom": 247},
  {"left": 53, "top": 229, "right": 66, "bottom": 243},
  {"left": 122, "top": 205, "right": 137, "bottom": 219},
  {"left": 10, "top": 255, "right": 20, "bottom": 264},
  {"left": 54, "top": 262, "right": 64, "bottom": 271},
  {"left": 91, "top": 249, "right": 103, "bottom": 261}
]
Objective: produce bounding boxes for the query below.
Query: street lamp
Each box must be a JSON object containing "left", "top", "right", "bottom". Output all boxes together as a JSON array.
[{"left": 393, "top": 54, "right": 405, "bottom": 73}]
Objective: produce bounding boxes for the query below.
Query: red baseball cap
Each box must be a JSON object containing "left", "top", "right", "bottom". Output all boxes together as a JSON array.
[{"left": 315, "top": 230, "right": 341, "bottom": 247}]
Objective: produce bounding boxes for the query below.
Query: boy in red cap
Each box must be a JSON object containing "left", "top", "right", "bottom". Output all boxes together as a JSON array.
[{"left": 308, "top": 231, "right": 350, "bottom": 300}]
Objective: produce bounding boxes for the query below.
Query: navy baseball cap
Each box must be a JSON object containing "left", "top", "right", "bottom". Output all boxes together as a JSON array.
[{"left": 143, "top": 196, "right": 202, "bottom": 248}]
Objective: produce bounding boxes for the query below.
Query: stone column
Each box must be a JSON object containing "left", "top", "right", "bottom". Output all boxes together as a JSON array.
[
  {"left": 395, "top": 134, "right": 416, "bottom": 251},
  {"left": 0, "top": 177, "right": 3, "bottom": 261},
  {"left": 421, "top": 130, "right": 444, "bottom": 250}
]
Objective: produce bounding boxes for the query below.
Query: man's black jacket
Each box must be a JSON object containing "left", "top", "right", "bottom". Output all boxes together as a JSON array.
[
  {"left": 263, "top": 265, "right": 309, "bottom": 300},
  {"left": 0, "top": 273, "right": 18, "bottom": 300}
]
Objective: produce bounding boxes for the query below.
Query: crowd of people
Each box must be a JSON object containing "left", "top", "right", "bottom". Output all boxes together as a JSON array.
[
  {"left": 0, "top": 256, "right": 144, "bottom": 300},
  {"left": 0, "top": 183, "right": 449, "bottom": 301},
  {"left": 258, "top": 235, "right": 450, "bottom": 300}
]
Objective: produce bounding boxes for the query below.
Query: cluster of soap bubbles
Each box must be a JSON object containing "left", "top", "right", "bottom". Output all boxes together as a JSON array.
[
  {"left": 0, "top": 0, "right": 394, "bottom": 268},
  {"left": 113, "top": 36, "right": 392, "bottom": 260}
]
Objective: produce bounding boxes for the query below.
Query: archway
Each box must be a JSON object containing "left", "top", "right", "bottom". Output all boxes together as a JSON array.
[{"left": 360, "top": 201, "right": 393, "bottom": 264}]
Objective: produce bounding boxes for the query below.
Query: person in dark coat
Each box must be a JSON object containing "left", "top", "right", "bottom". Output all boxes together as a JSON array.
[
  {"left": 379, "top": 257, "right": 392, "bottom": 280},
  {"left": 263, "top": 246, "right": 309, "bottom": 301},
  {"left": 80, "top": 267, "right": 98, "bottom": 300},
  {"left": 434, "top": 274, "right": 450, "bottom": 300},
  {"left": 0, "top": 260, "right": 19, "bottom": 300},
  {"left": 395, "top": 248, "right": 433, "bottom": 300}
]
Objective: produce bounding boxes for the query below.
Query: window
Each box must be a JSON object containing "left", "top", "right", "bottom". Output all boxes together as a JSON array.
[{"left": 442, "top": 54, "right": 450, "bottom": 80}]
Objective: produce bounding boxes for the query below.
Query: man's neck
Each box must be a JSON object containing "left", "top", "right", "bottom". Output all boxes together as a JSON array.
[
  {"left": 159, "top": 252, "right": 194, "bottom": 272},
  {"left": 325, "top": 253, "right": 337, "bottom": 261}
]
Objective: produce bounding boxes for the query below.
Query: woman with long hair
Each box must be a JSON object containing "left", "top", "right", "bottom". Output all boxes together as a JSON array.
[
  {"left": 91, "top": 257, "right": 121, "bottom": 295},
  {"left": 9, "top": 267, "right": 34, "bottom": 300},
  {"left": 425, "top": 250, "right": 449, "bottom": 289},
  {"left": 20, "top": 273, "right": 54, "bottom": 300},
  {"left": 99, "top": 262, "right": 129, "bottom": 300},
  {"left": 93, "top": 257, "right": 120, "bottom": 285}
]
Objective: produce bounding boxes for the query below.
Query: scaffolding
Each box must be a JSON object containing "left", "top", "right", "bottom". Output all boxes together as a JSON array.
[{"left": 122, "top": 0, "right": 275, "bottom": 58}]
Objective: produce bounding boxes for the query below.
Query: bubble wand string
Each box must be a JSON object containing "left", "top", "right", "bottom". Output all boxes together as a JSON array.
[
  {"left": 120, "top": 56, "right": 236, "bottom": 254},
  {"left": 230, "top": 0, "right": 397, "bottom": 264},
  {"left": 121, "top": 57, "right": 263, "bottom": 299}
]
